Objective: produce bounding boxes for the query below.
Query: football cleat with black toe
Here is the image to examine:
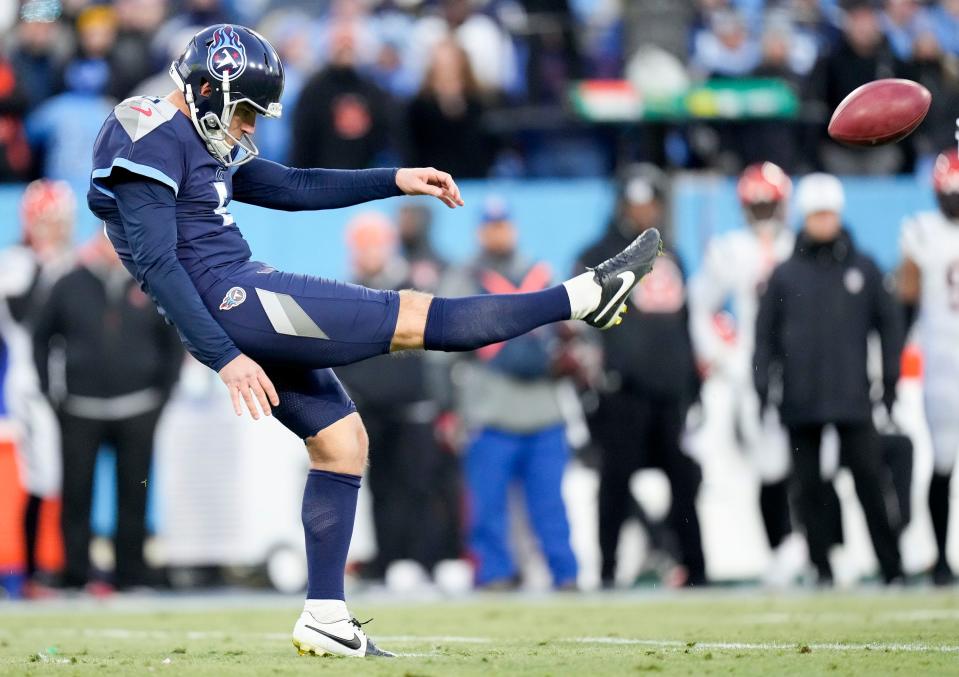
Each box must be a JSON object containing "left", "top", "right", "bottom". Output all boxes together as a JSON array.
[{"left": 584, "top": 227, "right": 662, "bottom": 330}]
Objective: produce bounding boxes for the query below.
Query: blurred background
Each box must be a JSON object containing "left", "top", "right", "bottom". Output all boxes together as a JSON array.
[{"left": 0, "top": 0, "right": 956, "bottom": 599}]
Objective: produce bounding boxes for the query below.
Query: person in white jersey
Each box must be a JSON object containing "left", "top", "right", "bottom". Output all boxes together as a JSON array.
[{"left": 899, "top": 148, "right": 959, "bottom": 586}]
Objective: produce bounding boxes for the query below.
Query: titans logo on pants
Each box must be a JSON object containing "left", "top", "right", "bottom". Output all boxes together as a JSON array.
[{"left": 220, "top": 286, "right": 247, "bottom": 311}]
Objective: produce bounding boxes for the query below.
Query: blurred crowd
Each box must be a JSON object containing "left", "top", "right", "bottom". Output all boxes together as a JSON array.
[
  {"left": 4, "top": 0, "right": 959, "bottom": 189},
  {"left": 8, "top": 148, "right": 959, "bottom": 596},
  {"left": 2, "top": 0, "right": 959, "bottom": 597}
]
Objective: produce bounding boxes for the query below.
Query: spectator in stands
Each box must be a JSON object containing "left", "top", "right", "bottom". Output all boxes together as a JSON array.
[
  {"left": 66, "top": 5, "right": 119, "bottom": 101},
  {"left": 33, "top": 232, "right": 183, "bottom": 591},
  {"left": 130, "top": 23, "right": 208, "bottom": 99},
  {"left": 406, "top": 39, "right": 491, "bottom": 179},
  {"left": 881, "top": 0, "right": 933, "bottom": 59},
  {"left": 442, "top": 197, "right": 579, "bottom": 590},
  {"left": 253, "top": 11, "right": 317, "bottom": 164},
  {"left": 753, "top": 173, "right": 904, "bottom": 585},
  {"left": 10, "top": 6, "right": 68, "bottom": 111},
  {"left": 519, "top": 0, "right": 583, "bottom": 104},
  {"left": 151, "top": 0, "right": 229, "bottom": 60},
  {"left": 0, "top": 51, "right": 32, "bottom": 183},
  {"left": 336, "top": 213, "right": 461, "bottom": 582},
  {"left": 576, "top": 167, "right": 706, "bottom": 588},
  {"left": 753, "top": 10, "right": 818, "bottom": 86},
  {"left": 2, "top": 181, "right": 76, "bottom": 598},
  {"left": 397, "top": 202, "right": 446, "bottom": 292},
  {"left": 895, "top": 30, "right": 959, "bottom": 166},
  {"left": 807, "top": 0, "right": 901, "bottom": 174},
  {"left": 412, "top": 0, "right": 519, "bottom": 96},
  {"left": 738, "top": 13, "right": 818, "bottom": 172},
  {"left": 623, "top": 0, "right": 696, "bottom": 63},
  {"left": 109, "top": 0, "right": 168, "bottom": 101},
  {"left": 26, "top": 47, "right": 116, "bottom": 192},
  {"left": 291, "top": 20, "right": 393, "bottom": 169},
  {"left": 931, "top": 0, "right": 959, "bottom": 57},
  {"left": 690, "top": 9, "right": 761, "bottom": 79}
]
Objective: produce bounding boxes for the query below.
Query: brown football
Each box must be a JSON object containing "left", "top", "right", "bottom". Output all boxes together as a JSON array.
[{"left": 827, "top": 78, "right": 932, "bottom": 147}]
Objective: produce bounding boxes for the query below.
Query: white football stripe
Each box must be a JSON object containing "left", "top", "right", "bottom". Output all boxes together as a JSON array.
[{"left": 255, "top": 288, "right": 296, "bottom": 336}]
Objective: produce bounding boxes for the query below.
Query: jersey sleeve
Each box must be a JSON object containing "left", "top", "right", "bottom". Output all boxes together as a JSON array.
[
  {"left": 231, "top": 158, "right": 402, "bottom": 211},
  {"left": 91, "top": 99, "right": 187, "bottom": 198},
  {"left": 112, "top": 176, "right": 241, "bottom": 372},
  {"left": 687, "top": 237, "right": 733, "bottom": 365},
  {"left": 900, "top": 214, "right": 930, "bottom": 267}
]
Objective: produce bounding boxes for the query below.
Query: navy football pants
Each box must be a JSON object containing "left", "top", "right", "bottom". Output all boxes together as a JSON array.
[{"left": 198, "top": 261, "right": 401, "bottom": 438}]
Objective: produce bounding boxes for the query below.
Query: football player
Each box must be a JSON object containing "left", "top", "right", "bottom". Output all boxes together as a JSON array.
[
  {"left": 898, "top": 148, "right": 959, "bottom": 586},
  {"left": 1, "top": 181, "right": 74, "bottom": 596},
  {"left": 688, "top": 162, "right": 806, "bottom": 585},
  {"left": 88, "top": 25, "right": 661, "bottom": 657}
]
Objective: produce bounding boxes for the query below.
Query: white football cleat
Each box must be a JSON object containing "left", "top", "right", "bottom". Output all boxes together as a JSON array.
[{"left": 292, "top": 611, "right": 395, "bottom": 658}]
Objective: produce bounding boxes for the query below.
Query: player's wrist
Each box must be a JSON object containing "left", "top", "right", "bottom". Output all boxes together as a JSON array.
[{"left": 214, "top": 347, "right": 244, "bottom": 373}]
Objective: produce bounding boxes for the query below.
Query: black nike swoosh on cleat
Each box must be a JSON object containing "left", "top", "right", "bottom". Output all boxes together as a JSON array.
[{"left": 305, "top": 624, "right": 363, "bottom": 650}]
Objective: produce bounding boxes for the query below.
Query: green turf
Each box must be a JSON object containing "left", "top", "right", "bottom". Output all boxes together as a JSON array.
[{"left": 1, "top": 589, "right": 959, "bottom": 675}]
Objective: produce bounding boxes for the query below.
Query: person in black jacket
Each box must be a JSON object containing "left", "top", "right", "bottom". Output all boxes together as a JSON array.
[
  {"left": 754, "top": 173, "right": 904, "bottom": 585},
  {"left": 405, "top": 39, "right": 491, "bottom": 179},
  {"left": 577, "top": 166, "right": 705, "bottom": 587},
  {"left": 33, "top": 232, "right": 182, "bottom": 590},
  {"left": 290, "top": 21, "right": 393, "bottom": 170}
]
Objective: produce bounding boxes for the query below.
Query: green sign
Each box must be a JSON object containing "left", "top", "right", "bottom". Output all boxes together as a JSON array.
[{"left": 570, "top": 78, "right": 800, "bottom": 122}]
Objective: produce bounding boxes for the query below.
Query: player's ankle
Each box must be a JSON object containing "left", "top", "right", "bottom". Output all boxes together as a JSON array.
[
  {"left": 304, "top": 599, "right": 350, "bottom": 622},
  {"left": 562, "top": 271, "right": 602, "bottom": 320}
]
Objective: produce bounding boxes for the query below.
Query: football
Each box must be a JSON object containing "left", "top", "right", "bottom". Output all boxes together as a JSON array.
[{"left": 827, "top": 78, "right": 932, "bottom": 147}]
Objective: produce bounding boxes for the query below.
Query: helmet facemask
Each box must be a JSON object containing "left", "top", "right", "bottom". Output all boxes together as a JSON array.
[
  {"left": 743, "top": 199, "right": 787, "bottom": 234},
  {"left": 169, "top": 63, "right": 282, "bottom": 168}
]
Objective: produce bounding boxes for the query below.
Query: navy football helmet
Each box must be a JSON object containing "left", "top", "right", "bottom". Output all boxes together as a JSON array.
[{"left": 169, "top": 24, "right": 284, "bottom": 167}]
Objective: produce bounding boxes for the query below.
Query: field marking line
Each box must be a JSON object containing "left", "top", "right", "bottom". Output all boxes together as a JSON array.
[
  {"left": 11, "top": 628, "right": 959, "bottom": 654},
  {"left": 741, "top": 608, "right": 959, "bottom": 624},
  {"left": 571, "top": 638, "right": 959, "bottom": 653}
]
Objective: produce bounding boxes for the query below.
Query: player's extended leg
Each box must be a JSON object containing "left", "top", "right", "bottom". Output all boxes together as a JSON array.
[{"left": 389, "top": 228, "right": 662, "bottom": 352}]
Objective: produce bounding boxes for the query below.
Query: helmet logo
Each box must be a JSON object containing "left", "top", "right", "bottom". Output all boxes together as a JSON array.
[{"left": 207, "top": 26, "right": 247, "bottom": 82}]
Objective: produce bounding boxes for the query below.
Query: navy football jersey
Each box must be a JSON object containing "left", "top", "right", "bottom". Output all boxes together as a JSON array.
[
  {"left": 86, "top": 93, "right": 402, "bottom": 373},
  {"left": 88, "top": 96, "right": 251, "bottom": 279}
]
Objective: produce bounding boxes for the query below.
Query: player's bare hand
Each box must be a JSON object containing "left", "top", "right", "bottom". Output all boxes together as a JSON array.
[
  {"left": 395, "top": 167, "right": 464, "bottom": 209},
  {"left": 218, "top": 353, "right": 280, "bottom": 420}
]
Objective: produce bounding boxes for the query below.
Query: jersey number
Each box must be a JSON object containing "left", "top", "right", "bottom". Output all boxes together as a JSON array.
[{"left": 213, "top": 181, "right": 234, "bottom": 227}]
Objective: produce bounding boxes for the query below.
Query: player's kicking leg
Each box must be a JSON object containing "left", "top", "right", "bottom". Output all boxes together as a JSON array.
[{"left": 390, "top": 227, "right": 663, "bottom": 352}]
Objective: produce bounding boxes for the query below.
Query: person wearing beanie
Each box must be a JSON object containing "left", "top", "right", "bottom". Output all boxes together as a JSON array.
[{"left": 753, "top": 172, "right": 904, "bottom": 585}]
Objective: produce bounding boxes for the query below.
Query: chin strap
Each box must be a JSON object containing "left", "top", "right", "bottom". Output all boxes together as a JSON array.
[{"left": 168, "top": 62, "right": 259, "bottom": 168}]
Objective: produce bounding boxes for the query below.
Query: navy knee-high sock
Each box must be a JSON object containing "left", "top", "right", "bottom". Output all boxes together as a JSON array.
[
  {"left": 302, "top": 469, "right": 361, "bottom": 600},
  {"left": 423, "top": 286, "right": 572, "bottom": 352}
]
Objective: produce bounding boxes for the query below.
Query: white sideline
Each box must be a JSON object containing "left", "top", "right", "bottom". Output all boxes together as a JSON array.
[
  {"left": 55, "top": 629, "right": 959, "bottom": 653},
  {"left": 571, "top": 637, "right": 959, "bottom": 653}
]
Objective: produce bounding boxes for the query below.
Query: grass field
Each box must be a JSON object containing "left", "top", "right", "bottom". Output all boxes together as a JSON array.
[{"left": 1, "top": 589, "right": 959, "bottom": 675}]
